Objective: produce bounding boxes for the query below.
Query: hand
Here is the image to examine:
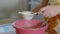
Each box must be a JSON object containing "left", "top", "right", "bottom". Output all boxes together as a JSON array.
[{"left": 40, "top": 5, "right": 60, "bottom": 18}]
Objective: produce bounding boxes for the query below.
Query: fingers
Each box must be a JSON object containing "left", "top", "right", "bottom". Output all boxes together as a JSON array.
[
  {"left": 43, "top": 11, "right": 51, "bottom": 18},
  {"left": 40, "top": 6, "right": 48, "bottom": 12},
  {"left": 39, "top": 6, "right": 53, "bottom": 18},
  {"left": 39, "top": 7, "right": 48, "bottom": 16},
  {"left": 39, "top": 10, "right": 51, "bottom": 18},
  {"left": 39, "top": 6, "right": 49, "bottom": 15},
  {"left": 39, "top": 6, "right": 60, "bottom": 18}
]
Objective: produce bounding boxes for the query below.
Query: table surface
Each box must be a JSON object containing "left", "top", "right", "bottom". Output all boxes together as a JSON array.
[{"left": 0, "top": 19, "right": 16, "bottom": 25}]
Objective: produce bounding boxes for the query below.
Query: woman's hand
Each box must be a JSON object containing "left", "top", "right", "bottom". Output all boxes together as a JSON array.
[{"left": 40, "top": 5, "right": 60, "bottom": 18}]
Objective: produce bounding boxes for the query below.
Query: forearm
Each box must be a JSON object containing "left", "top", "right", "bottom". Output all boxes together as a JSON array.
[{"left": 32, "top": 0, "right": 49, "bottom": 13}]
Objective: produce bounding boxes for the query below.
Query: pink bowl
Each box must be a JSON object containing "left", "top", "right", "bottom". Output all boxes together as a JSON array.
[{"left": 13, "top": 20, "right": 48, "bottom": 34}]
